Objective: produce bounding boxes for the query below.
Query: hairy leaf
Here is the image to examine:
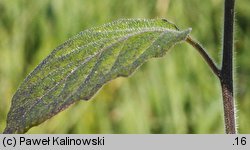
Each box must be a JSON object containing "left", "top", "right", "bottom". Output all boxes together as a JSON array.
[{"left": 4, "top": 19, "right": 191, "bottom": 133}]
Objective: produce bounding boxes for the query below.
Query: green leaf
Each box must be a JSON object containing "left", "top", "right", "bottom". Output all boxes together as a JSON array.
[{"left": 4, "top": 19, "right": 191, "bottom": 133}]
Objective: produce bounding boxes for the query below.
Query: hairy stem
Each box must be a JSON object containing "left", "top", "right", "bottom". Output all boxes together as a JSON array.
[
  {"left": 221, "top": 0, "right": 236, "bottom": 134},
  {"left": 186, "top": 36, "right": 221, "bottom": 78},
  {"left": 186, "top": 0, "right": 236, "bottom": 133}
]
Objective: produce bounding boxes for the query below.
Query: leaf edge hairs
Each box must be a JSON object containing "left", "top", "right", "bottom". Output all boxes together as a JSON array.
[{"left": 4, "top": 19, "right": 191, "bottom": 134}]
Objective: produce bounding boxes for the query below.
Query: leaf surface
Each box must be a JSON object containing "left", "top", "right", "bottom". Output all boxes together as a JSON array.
[{"left": 4, "top": 19, "right": 191, "bottom": 133}]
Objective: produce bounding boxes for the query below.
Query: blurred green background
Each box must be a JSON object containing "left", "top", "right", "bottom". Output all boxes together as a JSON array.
[{"left": 0, "top": 0, "right": 249, "bottom": 133}]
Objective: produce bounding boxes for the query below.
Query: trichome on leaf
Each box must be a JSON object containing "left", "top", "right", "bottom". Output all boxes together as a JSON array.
[{"left": 4, "top": 19, "right": 191, "bottom": 134}]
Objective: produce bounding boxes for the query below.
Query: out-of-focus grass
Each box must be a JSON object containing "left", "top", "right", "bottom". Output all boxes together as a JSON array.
[{"left": 0, "top": 0, "right": 249, "bottom": 133}]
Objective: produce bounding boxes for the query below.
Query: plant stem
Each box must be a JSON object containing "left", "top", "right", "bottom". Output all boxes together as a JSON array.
[
  {"left": 186, "top": 36, "right": 221, "bottom": 78},
  {"left": 186, "top": 0, "right": 236, "bottom": 133},
  {"left": 221, "top": 0, "right": 236, "bottom": 134}
]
